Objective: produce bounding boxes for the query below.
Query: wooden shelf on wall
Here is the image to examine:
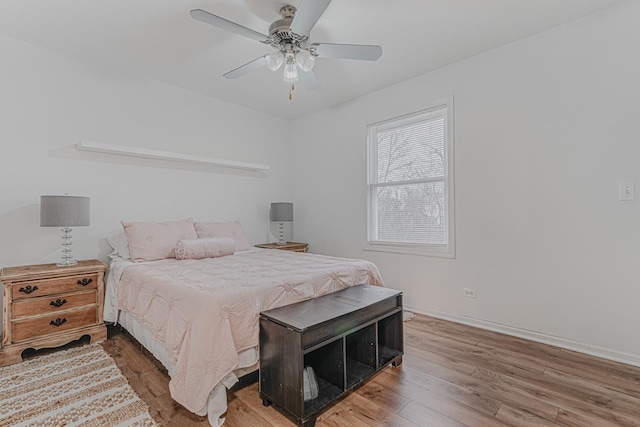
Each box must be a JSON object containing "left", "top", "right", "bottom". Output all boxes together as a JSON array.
[{"left": 76, "top": 140, "right": 270, "bottom": 172}]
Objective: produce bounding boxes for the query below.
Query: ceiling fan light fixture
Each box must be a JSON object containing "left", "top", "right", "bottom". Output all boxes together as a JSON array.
[
  {"left": 191, "top": 1, "right": 383, "bottom": 96},
  {"left": 295, "top": 50, "right": 316, "bottom": 72},
  {"left": 265, "top": 51, "right": 285, "bottom": 71},
  {"left": 283, "top": 62, "right": 299, "bottom": 83}
]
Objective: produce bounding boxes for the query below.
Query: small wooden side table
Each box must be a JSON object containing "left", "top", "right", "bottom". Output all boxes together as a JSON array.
[
  {"left": 0, "top": 259, "right": 107, "bottom": 366},
  {"left": 255, "top": 242, "right": 309, "bottom": 253}
]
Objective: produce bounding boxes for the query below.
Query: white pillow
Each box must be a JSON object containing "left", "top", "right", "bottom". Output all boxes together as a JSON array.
[{"left": 106, "top": 232, "right": 131, "bottom": 259}]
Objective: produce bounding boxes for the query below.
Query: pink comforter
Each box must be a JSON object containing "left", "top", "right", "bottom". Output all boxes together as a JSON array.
[{"left": 117, "top": 249, "right": 384, "bottom": 412}]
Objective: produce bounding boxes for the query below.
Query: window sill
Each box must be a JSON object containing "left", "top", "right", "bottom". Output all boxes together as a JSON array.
[{"left": 363, "top": 242, "right": 455, "bottom": 259}]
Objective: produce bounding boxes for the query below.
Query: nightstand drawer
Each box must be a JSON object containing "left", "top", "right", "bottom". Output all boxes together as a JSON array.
[
  {"left": 12, "top": 291, "right": 97, "bottom": 319},
  {"left": 12, "top": 307, "right": 98, "bottom": 342},
  {"left": 11, "top": 273, "right": 99, "bottom": 299}
]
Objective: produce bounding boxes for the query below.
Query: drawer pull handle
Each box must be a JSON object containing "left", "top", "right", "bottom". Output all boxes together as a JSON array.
[
  {"left": 50, "top": 318, "right": 67, "bottom": 327},
  {"left": 19, "top": 285, "right": 39, "bottom": 294},
  {"left": 50, "top": 298, "right": 67, "bottom": 307},
  {"left": 77, "top": 278, "right": 93, "bottom": 286}
]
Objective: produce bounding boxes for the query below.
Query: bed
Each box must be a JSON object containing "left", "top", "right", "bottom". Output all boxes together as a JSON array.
[{"left": 103, "top": 246, "right": 384, "bottom": 426}]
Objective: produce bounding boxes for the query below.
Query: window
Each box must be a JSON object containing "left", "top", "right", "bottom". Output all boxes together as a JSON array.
[{"left": 366, "top": 100, "right": 454, "bottom": 257}]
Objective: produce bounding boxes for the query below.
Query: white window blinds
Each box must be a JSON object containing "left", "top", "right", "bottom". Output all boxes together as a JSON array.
[{"left": 366, "top": 102, "right": 454, "bottom": 257}]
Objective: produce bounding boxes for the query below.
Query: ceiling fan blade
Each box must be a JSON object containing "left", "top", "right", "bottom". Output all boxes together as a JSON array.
[
  {"left": 312, "top": 43, "right": 383, "bottom": 61},
  {"left": 223, "top": 56, "right": 267, "bottom": 79},
  {"left": 190, "top": 9, "right": 267, "bottom": 42},
  {"left": 289, "top": 0, "right": 332, "bottom": 36},
  {"left": 297, "top": 68, "right": 321, "bottom": 91}
]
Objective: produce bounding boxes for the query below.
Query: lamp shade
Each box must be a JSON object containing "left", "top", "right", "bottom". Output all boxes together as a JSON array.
[
  {"left": 295, "top": 50, "right": 316, "bottom": 72},
  {"left": 265, "top": 51, "right": 284, "bottom": 71},
  {"left": 270, "top": 202, "right": 293, "bottom": 222},
  {"left": 283, "top": 63, "right": 299, "bottom": 83},
  {"left": 40, "top": 195, "right": 90, "bottom": 227}
]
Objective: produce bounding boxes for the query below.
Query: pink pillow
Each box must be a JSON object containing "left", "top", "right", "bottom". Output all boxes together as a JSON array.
[
  {"left": 176, "top": 237, "right": 235, "bottom": 260},
  {"left": 122, "top": 218, "right": 198, "bottom": 262},
  {"left": 194, "top": 221, "right": 251, "bottom": 251}
]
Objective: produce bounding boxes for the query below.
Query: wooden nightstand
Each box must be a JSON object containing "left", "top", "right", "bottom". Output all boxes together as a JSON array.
[
  {"left": 255, "top": 242, "right": 309, "bottom": 253},
  {"left": 0, "top": 259, "right": 107, "bottom": 366}
]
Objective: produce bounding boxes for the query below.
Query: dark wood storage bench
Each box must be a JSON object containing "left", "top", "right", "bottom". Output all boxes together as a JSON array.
[{"left": 259, "top": 285, "right": 403, "bottom": 427}]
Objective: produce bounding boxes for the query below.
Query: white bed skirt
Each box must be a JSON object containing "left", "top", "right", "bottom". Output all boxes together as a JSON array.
[{"left": 115, "top": 309, "right": 259, "bottom": 426}]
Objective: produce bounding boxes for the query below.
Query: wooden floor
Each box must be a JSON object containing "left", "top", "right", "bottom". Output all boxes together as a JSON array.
[{"left": 101, "top": 314, "right": 640, "bottom": 426}]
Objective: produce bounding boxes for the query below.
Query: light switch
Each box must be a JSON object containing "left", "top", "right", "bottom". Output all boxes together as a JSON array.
[{"left": 619, "top": 183, "right": 635, "bottom": 201}]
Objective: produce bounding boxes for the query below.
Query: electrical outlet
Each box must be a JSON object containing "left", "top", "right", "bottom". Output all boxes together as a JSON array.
[{"left": 463, "top": 288, "right": 477, "bottom": 298}]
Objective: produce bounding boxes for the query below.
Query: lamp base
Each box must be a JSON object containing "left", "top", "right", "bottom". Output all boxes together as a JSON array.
[
  {"left": 57, "top": 227, "right": 78, "bottom": 267},
  {"left": 277, "top": 222, "right": 286, "bottom": 245}
]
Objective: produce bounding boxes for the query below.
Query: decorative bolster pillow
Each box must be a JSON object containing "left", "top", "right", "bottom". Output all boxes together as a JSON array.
[{"left": 175, "top": 237, "right": 236, "bottom": 260}]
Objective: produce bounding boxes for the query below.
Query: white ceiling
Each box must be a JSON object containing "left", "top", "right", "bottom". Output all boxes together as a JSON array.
[{"left": 0, "top": 0, "right": 627, "bottom": 120}]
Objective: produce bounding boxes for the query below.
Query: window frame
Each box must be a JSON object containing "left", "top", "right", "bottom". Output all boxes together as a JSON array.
[{"left": 364, "top": 97, "right": 455, "bottom": 258}]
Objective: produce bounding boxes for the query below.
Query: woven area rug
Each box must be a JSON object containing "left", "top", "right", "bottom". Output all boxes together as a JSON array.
[{"left": 0, "top": 343, "right": 158, "bottom": 427}]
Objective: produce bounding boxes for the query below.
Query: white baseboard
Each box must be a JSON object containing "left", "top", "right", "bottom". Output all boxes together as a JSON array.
[{"left": 405, "top": 304, "right": 640, "bottom": 368}]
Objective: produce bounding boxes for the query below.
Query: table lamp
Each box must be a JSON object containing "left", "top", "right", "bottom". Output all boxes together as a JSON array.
[
  {"left": 270, "top": 202, "right": 293, "bottom": 245},
  {"left": 40, "top": 195, "right": 90, "bottom": 267}
]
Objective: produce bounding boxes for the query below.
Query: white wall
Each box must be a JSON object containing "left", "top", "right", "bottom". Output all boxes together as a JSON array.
[
  {"left": 0, "top": 34, "right": 291, "bottom": 270},
  {"left": 290, "top": 1, "right": 640, "bottom": 364},
  {"left": 2, "top": 2, "right": 639, "bottom": 365}
]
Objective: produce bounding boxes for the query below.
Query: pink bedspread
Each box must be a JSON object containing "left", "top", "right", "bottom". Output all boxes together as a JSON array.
[{"left": 116, "top": 249, "right": 384, "bottom": 412}]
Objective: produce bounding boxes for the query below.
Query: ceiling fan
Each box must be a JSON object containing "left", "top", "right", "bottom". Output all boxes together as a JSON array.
[{"left": 190, "top": 0, "right": 382, "bottom": 99}]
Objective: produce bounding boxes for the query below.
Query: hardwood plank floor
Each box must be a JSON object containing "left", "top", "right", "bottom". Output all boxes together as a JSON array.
[{"left": 101, "top": 314, "right": 640, "bottom": 426}]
